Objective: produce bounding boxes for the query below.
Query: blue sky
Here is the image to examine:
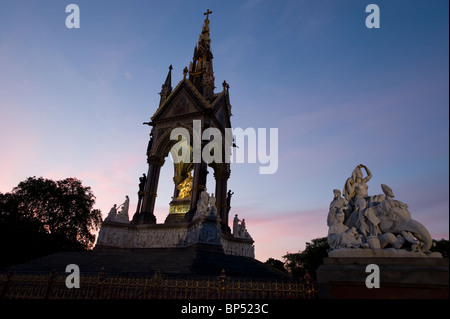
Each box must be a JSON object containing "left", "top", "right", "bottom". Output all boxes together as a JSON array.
[{"left": 0, "top": 0, "right": 448, "bottom": 261}]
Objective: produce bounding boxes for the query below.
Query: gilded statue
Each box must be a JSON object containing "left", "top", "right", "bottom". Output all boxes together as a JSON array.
[{"left": 177, "top": 171, "right": 193, "bottom": 199}]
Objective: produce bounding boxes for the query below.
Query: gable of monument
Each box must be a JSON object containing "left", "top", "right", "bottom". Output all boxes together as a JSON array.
[
  {"left": 152, "top": 81, "right": 210, "bottom": 122},
  {"left": 211, "top": 93, "right": 232, "bottom": 129}
]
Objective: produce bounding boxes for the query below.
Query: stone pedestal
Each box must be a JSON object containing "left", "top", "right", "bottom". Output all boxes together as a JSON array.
[
  {"left": 131, "top": 211, "right": 157, "bottom": 224},
  {"left": 317, "top": 256, "right": 449, "bottom": 299},
  {"left": 95, "top": 217, "right": 255, "bottom": 258},
  {"left": 165, "top": 198, "right": 191, "bottom": 224},
  {"left": 180, "top": 213, "right": 222, "bottom": 247}
]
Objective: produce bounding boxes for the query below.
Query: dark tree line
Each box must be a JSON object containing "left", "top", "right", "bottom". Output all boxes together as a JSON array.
[
  {"left": 282, "top": 237, "right": 329, "bottom": 280},
  {"left": 0, "top": 177, "right": 102, "bottom": 269}
]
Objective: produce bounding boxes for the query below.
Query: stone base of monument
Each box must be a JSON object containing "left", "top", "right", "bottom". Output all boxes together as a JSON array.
[
  {"left": 95, "top": 213, "right": 255, "bottom": 258},
  {"left": 9, "top": 213, "right": 276, "bottom": 279},
  {"left": 317, "top": 251, "right": 449, "bottom": 299},
  {"left": 9, "top": 242, "right": 283, "bottom": 280},
  {"left": 163, "top": 212, "right": 187, "bottom": 224},
  {"left": 130, "top": 211, "right": 157, "bottom": 224},
  {"left": 8, "top": 246, "right": 289, "bottom": 280}
]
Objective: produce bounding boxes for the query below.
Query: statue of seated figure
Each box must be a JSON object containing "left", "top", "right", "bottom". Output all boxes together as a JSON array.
[{"left": 328, "top": 209, "right": 368, "bottom": 250}]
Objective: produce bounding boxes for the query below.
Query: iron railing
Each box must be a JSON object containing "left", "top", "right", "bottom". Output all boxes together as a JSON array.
[{"left": 0, "top": 268, "right": 318, "bottom": 299}]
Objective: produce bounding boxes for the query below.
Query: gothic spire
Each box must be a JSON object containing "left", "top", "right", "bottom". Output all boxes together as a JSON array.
[
  {"left": 159, "top": 65, "right": 173, "bottom": 106},
  {"left": 188, "top": 10, "right": 215, "bottom": 101}
]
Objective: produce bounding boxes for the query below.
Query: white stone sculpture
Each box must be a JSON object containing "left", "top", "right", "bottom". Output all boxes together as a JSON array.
[
  {"left": 327, "top": 164, "right": 441, "bottom": 257},
  {"left": 240, "top": 219, "right": 247, "bottom": 237},
  {"left": 193, "top": 191, "right": 219, "bottom": 219},
  {"left": 115, "top": 195, "right": 130, "bottom": 223},
  {"left": 233, "top": 214, "right": 241, "bottom": 237},
  {"left": 232, "top": 215, "right": 252, "bottom": 239},
  {"left": 193, "top": 190, "right": 209, "bottom": 220},
  {"left": 327, "top": 209, "right": 368, "bottom": 249},
  {"left": 327, "top": 189, "right": 348, "bottom": 226},
  {"left": 343, "top": 164, "right": 372, "bottom": 200},
  {"left": 104, "top": 204, "right": 118, "bottom": 222},
  {"left": 207, "top": 193, "right": 218, "bottom": 216},
  {"left": 104, "top": 196, "right": 130, "bottom": 224}
]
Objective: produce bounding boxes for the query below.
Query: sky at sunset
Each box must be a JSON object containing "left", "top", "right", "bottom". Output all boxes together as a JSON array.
[{"left": 0, "top": 0, "right": 448, "bottom": 262}]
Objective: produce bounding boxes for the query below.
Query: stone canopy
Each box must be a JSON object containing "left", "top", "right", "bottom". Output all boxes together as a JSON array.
[{"left": 95, "top": 11, "right": 255, "bottom": 261}]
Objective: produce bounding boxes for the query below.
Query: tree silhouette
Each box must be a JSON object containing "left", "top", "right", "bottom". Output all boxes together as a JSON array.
[
  {"left": 283, "top": 237, "right": 329, "bottom": 280},
  {"left": 264, "top": 258, "right": 288, "bottom": 274},
  {"left": 431, "top": 238, "right": 449, "bottom": 257},
  {"left": 0, "top": 177, "right": 102, "bottom": 269}
]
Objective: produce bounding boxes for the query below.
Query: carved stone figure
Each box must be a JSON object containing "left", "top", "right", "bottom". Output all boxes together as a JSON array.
[
  {"left": 231, "top": 214, "right": 252, "bottom": 239},
  {"left": 354, "top": 185, "right": 371, "bottom": 237},
  {"left": 233, "top": 214, "right": 241, "bottom": 237},
  {"left": 343, "top": 164, "right": 372, "bottom": 201},
  {"left": 240, "top": 219, "right": 246, "bottom": 237},
  {"left": 363, "top": 190, "right": 433, "bottom": 252},
  {"left": 327, "top": 189, "right": 348, "bottom": 226},
  {"left": 207, "top": 193, "right": 218, "bottom": 216},
  {"left": 105, "top": 204, "right": 118, "bottom": 222},
  {"left": 328, "top": 209, "right": 368, "bottom": 249},
  {"left": 139, "top": 174, "right": 147, "bottom": 193},
  {"left": 226, "top": 190, "right": 234, "bottom": 207},
  {"left": 194, "top": 190, "right": 210, "bottom": 220},
  {"left": 116, "top": 195, "right": 130, "bottom": 223},
  {"left": 327, "top": 165, "right": 439, "bottom": 256},
  {"left": 231, "top": 218, "right": 252, "bottom": 239}
]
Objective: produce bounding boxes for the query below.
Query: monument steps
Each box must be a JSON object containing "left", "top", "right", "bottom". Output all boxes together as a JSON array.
[{"left": 7, "top": 248, "right": 289, "bottom": 280}]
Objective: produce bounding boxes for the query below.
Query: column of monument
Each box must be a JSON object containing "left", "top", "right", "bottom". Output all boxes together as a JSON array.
[
  {"left": 189, "top": 159, "right": 208, "bottom": 213},
  {"left": 214, "top": 167, "right": 230, "bottom": 230},
  {"left": 132, "top": 155, "right": 163, "bottom": 224}
]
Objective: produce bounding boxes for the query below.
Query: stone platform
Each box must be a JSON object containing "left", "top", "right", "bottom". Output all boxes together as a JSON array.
[
  {"left": 328, "top": 247, "right": 443, "bottom": 258},
  {"left": 96, "top": 216, "right": 255, "bottom": 258},
  {"left": 317, "top": 256, "right": 449, "bottom": 299},
  {"left": 6, "top": 246, "right": 288, "bottom": 280}
]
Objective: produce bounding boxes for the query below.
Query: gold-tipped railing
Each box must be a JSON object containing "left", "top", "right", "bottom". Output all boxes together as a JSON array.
[{"left": 0, "top": 268, "right": 317, "bottom": 299}]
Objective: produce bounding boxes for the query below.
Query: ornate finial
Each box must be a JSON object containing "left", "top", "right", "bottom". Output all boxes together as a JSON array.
[
  {"left": 204, "top": 9, "right": 213, "bottom": 20},
  {"left": 183, "top": 66, "right": 188, "bottom": 79},
  {"left": 169, "top": 64, "right": 173, "bottom": 71},
  {"left": 222, "top": 80, "right": 227, "bottom": 91}
]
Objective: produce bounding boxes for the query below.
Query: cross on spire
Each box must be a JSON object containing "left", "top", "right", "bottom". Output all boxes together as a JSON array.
[{"left": 204, "top": 9, "right": 213, "bottom": 20}]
